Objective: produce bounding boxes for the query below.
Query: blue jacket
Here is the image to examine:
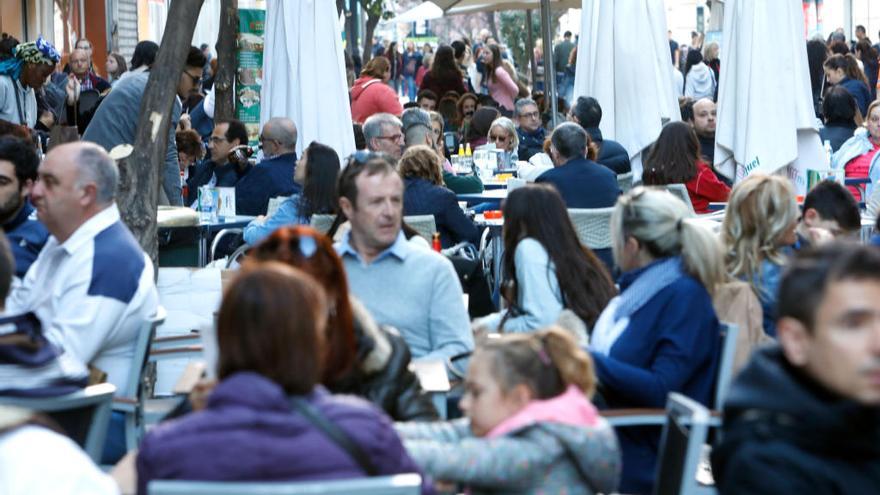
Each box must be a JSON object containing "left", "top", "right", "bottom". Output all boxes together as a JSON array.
[
  {"left": 591, "top": 260, "right": 720, "bottom": 494},
  {"left": 403, "top": 178, "right": 480, "bottom": 248},
  {"left": 535, "top": 157, "right": 621, "bottom": 209},
  {"left": 516, "top": 126, "right": 546, "bottom": 162},
  {"left": 587, "top": 127, "right": 631, "bottom": 175},
  {"left": 839, "top": 77, "right": 872, "bottom": 118},
  {"left": 243, "top": 194, "right": 309, "bottom": 245},
  {"left": 746, "top": 258, "right": 785, "bottom": 338},
  {"left": 2, "top": 201, "right": 48, "bottom": 278},
  {"left": 819, "top": 124, "right": 856, "bottom": 153},
  {"left": 185, "top": 159, "right": 251, "bottom": 206},
  {"left": 234, "top": 152, "right": 301, "bottom": 216}
]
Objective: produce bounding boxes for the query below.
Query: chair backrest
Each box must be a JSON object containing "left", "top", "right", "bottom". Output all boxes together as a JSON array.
[
  {"left": 664, "top": 184, "right": 696, "bottom": 216},
  {"left": 0, "top": 382, "right": 116, "bottom": 463},
  {"left": 653, "top": 393, "right": 711, "bottom": 495},
  {"left": 310, "top": 214, "right": 337, "bottom": 235},
  {"left": 714, "top": 322, "right": 740, "bottom": 410},
  {"left": 403, "top": 215, "right": 437, "bottom": 242},
  {"left": 120, "top": 307, "right": 167, "bottom": 400},
  {"left": 617, "top": 171, "right": 634, "bottom": 193},
  {"left": 568, "top": 207, "right": 615, "bottom": 250},
  {"left": 148, "top": 474, "right": 423, "bottom": 495}
]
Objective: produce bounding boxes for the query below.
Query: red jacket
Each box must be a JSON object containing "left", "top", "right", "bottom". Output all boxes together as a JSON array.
[
  {"left": 350, "top": 76, "right": 403, "bottom": 124},
  {"left": 686, "top": 160, "right": 731, "bottom": 213}
]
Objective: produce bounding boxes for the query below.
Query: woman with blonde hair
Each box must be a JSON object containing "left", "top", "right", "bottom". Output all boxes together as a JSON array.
[
  {"left": 399, "top": 145, "right": 479, "bottom": 247},
  {"left": 589, "top": 186, "right": 724, "bottom": 494},
  {"left": 487, "top": 116, "right": 519, "bottom": 163},
  {"left": 722, "top": 174, "right": 798, "bottom": 337}
]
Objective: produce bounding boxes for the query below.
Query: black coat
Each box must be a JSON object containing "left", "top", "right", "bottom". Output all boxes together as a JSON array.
[
  {"left": 331, "top": 301, "right": 439, "bottom": 422},
  {"left": 587, "top": 127, "right": 631, "bottom": 175},
  {"left": 712, "top": 346, "right": 880, "bottom": 495}
]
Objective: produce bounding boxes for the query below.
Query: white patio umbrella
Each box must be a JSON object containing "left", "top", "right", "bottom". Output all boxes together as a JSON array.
[
  {"left": 573, "top": 0, "right": 681, "bottom": 181},
  {"left": 714, "top": 0, "right": 823, "bottom": 191},
  {"left": 261, "top": 0, "right": 355, "bottom": 160},
  {"left": 438, "top": 0, "right": 580, "bottom": 14},
  {"left": 390, "top": 1, "right": 444, "bottom": 23}
]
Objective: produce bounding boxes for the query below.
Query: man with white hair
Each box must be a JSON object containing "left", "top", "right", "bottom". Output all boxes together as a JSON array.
[
  {"left": 7, "top": 141, "right": 158, "bottom": 402},
  {"left": 234, "top": 117, "right": 301, "bottom": 215},
  {"left": 364, "top": 113, "right": 405, "bottom": 160}
]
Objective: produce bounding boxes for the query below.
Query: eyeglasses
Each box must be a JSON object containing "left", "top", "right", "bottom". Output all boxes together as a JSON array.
[
  {"left": 184, "top": 71, "right": 201, "bottom": 86},
  {"left": 258, "top": 135, "right": 278, "bottom": 146},
  {"left": 347, "top": 150, "right": 381, "bottom": 167},
  {"left": 519, "top": 111, "right": 540, "bottom": 120},
  {"left": 489, "top": 134, "right": 510, "bottom": 142},
  {"left": 376, "top": 134, "right": 404, "bottom": 143}
]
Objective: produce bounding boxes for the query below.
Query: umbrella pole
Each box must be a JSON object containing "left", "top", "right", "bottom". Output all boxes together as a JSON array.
[
  {"left": 540, "top": 0, "right": 558, "bottom": 128},
  {"left": 526, "top": 9, "right": 537, "bottom": 93}
]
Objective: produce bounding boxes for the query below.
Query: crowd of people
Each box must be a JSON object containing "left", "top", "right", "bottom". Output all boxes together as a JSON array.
[{"left": 0, "top": 22, "right": 877, "bottom": 495}]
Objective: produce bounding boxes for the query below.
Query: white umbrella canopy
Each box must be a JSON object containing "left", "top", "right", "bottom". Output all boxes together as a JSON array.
[
  {"left": 389, "top": 1, "right": 444, "bottom": 23},
  {"left": 438, "top": 0, "right": 580, "bottom": 15},
  {"left": 714, "top": 0, "right": 822, "bottom": 191},
  {"left": 261, "top": 0, "right": 355, "bottom": 160},
  {"left": 573, "top": 0, "right": 680, "bottom": 181}
]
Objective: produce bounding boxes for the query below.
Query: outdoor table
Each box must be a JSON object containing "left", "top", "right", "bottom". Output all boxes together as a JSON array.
[
  {"left": 159, "top": 215, "right": 255, "bottom": 267},
  {"left": 457, "top": 188, "right": 508, "bottom": 207},
  {"left": 482, "top": 179, "right": 507, "bottom": 190}
]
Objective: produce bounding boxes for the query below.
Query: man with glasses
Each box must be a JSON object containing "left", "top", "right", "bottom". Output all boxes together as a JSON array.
[
  {"left": 185, "top": 118, "right": 250, "bottom": 206},
  {"left": 514, "top": 98, "right": 545, "bottom": 161},
  {"left": 83, "top": 46, "right": 206, "bottom": 205},
  {"left": 363, "top": 113, "right": 405, "bottom": 160},
  {"left": 234, "top": 117, "right": 300, "bottom": 215}
]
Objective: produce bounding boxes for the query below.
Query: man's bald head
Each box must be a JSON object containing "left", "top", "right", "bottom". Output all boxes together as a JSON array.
[
  {"left": 261, "top": 118, "right": 298, "bottom": 156},
  {"left": 70, "top": 49, "right": 90, "bottom": 77},
  {"left": 690, "top": 98, "right": 717, "bottom": 137}
]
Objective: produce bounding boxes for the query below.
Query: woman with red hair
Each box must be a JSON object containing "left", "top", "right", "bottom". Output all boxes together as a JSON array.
[{"left": 248, "top": 226, "right": 438, "bottom": 421}]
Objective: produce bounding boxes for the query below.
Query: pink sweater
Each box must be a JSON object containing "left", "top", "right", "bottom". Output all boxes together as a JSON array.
[{"left": 488, "top": 67, "right": 519, "bottom": 112}]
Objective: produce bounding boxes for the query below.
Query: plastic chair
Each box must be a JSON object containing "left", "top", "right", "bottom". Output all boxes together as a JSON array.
[
  {"left": 617, "top": 171, "right": 634, "bottom": 193},
  {"left": 568, "top": 207, "right": 614, "bottom": 250},
  {"left": 664, "top": 184, "right": 696, "bottom": 216},
  {"left": 148, "top": 473, "right": 423, "bottom": 495},
  {"left": 113, "top": 307, "right": 167, "bottom": 452},
  {"left": 403, "top": 215, "right": 437, "bottom": 242},
  {"left": 310, "top": 214, "right": 337, "bottom": 235},
  {"left": 0, "top": 382, "right": 116, "bottom": 463},
  {"left": 653, "top": 393, "right": 715, "bottom": 495}
]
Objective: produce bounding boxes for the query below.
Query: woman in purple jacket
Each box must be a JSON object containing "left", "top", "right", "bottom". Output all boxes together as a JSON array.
[{"left": 136, "top": 264, "right": 430, "bottom": 494}]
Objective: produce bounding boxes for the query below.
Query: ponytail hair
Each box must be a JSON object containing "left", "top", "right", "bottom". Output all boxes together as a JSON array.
[
  {"left": 611, "top": 187, "right": 725, "bottom": 295},
  {"left": 479, "top": 326, "right": 595, "bottom": 399}
]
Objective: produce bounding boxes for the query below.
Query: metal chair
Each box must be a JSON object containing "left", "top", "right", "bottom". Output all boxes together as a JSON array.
[
  {"left": 617, "top": 171, "right": 634, "bottom": 193},
  {"left": 653, "top": 393, "right": 715, "bottom": 495},
  {"left": 403, "top": 215, "right": 437, "bottom": 242},
  {"left": 310, "top": 214, "right": 338, "bottom": 235},
  {"left": 664, "top": 184, "right": 696, "bottom": 216},
  {"left": 0, "top": 382, "right": 116, "bottom": 463},
  {"left": 113, "top": 307, "right": 167, "bottom": 452},
  {"left": 568, "top": 207, "right": 614, "bottom": 250},
  {"left": 210, "top": 228, "right": 244, "bottom": 263},
  {"left": 148, "top": 473, "right": 423, "bottom": 495}
]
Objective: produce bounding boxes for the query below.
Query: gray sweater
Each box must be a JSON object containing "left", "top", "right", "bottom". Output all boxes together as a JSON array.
[
  {"left": 82, "top": 72, "right": 182, "bottom": 205},
  {"left": 337, "top": 232, "right": 474, "bottom": 374}
]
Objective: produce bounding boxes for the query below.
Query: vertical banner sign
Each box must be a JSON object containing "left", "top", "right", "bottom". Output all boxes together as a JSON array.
[{"left": 236, "top": 9, "right": 266, "bottom": 146}]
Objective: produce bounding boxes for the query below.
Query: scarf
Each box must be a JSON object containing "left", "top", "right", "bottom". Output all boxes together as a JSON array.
[
  {"left": 591, "top": 257, "right": 683, "bottom": 355},
  {"left": 0, "top": 36, "right": 60, "bottom": 80}
]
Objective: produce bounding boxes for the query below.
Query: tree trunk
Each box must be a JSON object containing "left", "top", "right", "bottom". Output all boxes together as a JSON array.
[
  {"left": 214, "top": 0, "right": 238, "bottom": 121},
  {"left": 486, "top": 12, "right": 499, "bottom": 42},
  {"left": 362, "top": 15, "right": 379, "bottom": 65},
  {"left": 118, "top": 0, "right": 204, "bottom": 266}
]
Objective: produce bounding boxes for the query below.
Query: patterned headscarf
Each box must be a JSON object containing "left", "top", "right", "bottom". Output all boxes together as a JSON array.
[{"left": 0, "top": 36, "right": 60, "bottom": 80}]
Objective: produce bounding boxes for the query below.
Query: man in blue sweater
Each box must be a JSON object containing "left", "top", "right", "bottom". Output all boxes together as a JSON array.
[
  {"left": 0, "top": 137, "right": 48, "bottom": 278},
  {"left": 335, "top": 156, "right": 473, "bottom": 376},
  {"left": 234, "top": 117, "right": 300, "bottom": 216},
  {"left": 536, "top": 122, "right": 621, "bottom": 209}
]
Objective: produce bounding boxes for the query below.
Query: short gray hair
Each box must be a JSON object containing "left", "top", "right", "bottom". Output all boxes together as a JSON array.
[
  {"left": 550, "top": 122, "right": 588, "bottom": 161},
  {"left": 262, "top": 117, "right": 298, "bottom": 150},
  {"left": 405, "top": 124, "right": 433, "bottom": 149},
  {"left": 514, "top": 98, "right": 538, "bottom": 118},
  {"left": 75, "top": 145, "right": 118, "bottom": 205},
  {"left": 401, "top": 107, "right": 432, "bottom": 133},
  {"left": 363, "top": 113, "right": 402, "bottom": 144}
]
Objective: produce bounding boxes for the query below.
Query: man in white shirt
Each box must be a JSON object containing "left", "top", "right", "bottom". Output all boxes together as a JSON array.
[{"left": 6, "top": 141, "right": 158, "bottom": 393}]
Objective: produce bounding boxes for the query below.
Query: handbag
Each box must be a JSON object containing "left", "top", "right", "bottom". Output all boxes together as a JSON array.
[{"left": 288, "top": 396, "right": 379, "bottom": 476}]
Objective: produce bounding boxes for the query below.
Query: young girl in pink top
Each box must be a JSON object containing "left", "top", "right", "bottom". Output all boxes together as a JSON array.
[
  {"left": 481, "top": 44, "right": 519, "bottom": 113},
  {"left": 396, "top": 327, "right": 620, "bottom": 495}
]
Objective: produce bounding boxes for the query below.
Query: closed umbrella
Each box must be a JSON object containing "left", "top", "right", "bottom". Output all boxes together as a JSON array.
[
  {"left": 573, "top": 0, "right": 681, "bottom": 181},
  {"left": 714, "top": 0, "right": 822, "bottom": 191},
  {"left": 261, "top": 0, "right": 355, "bottom": 159}
]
